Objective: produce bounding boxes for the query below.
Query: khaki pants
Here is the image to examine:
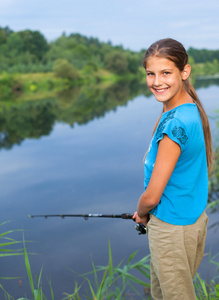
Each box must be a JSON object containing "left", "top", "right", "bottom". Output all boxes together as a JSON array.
[{"left": 147, "top": 211, "right": 208, "bottom": 300}]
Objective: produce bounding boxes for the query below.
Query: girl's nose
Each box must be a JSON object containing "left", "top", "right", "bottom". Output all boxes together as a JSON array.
[{"left": 153, "top": 75, "right": 162, "bottom": 86}]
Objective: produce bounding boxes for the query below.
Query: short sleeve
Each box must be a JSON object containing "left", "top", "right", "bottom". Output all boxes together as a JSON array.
[{"left": 155, "top": 114, "right": 189, "bottom": 151}]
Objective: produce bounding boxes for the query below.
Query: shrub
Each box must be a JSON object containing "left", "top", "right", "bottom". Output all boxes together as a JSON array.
[{"left": 53, "top": 59, "right": 80, "bottom": 80}]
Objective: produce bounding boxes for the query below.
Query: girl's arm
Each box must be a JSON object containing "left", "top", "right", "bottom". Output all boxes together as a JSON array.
[{"left": 137, "top": 134, "right": 181, "bottom": 218}]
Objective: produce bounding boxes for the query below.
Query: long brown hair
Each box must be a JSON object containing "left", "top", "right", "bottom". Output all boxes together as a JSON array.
[{"left": 143, "top": 38, "right": 213, "bottom": 174}]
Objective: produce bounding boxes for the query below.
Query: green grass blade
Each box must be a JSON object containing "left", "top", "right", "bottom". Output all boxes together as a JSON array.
[
  {"left": 0, "top": 283, "right": 14, "bottom": 299},
  {"left": 62, "top": 281, "right": 83, "bottom": 300},
  {"left": 48, "top": 279, "right": 55, "bottom": 300},
  {"left": 97, "top": 265, "right": 109, "bottom": 297},
  {"left": 135, "top": 266, "right": 151, "bottom": 279},
  {"left": 127, "top": 251, "right": 138, "bottom": 264},
  {"left": 91, "top": 259, "right": 99, "bottom": 288},
  {"left": 194, "top": 273, "right": 208, "bottom": 297},
  {"left": 84, "top": 277, "right": 97, "bottom": 299},
  {"left": 23, "top": 237, "right": 35, "bottom": 297},
  {"left": 118, "top": 271, "right": 149, "bottom": 286},
  {"left": 0, "top": 241, "right": 22, "bottom": 248},
  {"left": 0, "top": 276, "right": 20, "bottom": 280},
  {"left": 108, "top": 240, "right": 114, "bottom": 280},
  {"left": 0, "top": 229, "right": 22, "bottom": 238},
  {"left": 0, "top": 253, "right": 24, "bottom": 257}
]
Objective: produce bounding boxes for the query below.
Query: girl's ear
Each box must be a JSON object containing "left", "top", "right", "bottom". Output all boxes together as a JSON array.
[{"left": 181, "top": 64, "right": 191, "bottom": 80}]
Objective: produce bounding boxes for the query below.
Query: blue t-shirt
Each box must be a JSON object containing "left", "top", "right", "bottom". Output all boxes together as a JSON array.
[{"left": 144, "top": 103, "right": 208, "bottom": 225}]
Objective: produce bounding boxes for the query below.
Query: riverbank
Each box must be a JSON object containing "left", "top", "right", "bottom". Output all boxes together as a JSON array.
[
  {"left": 0, "top": 68, "right": 140, "bottom": 102},
  {"left": 0, "top": 67, "right": 219, "bottom": 104}
]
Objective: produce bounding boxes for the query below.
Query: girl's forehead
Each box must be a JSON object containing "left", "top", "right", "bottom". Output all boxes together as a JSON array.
[{"left": 146, "top": 56, "right": 176, "bottom": 70}]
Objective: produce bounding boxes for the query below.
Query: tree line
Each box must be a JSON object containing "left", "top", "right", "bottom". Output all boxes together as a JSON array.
[
  {"left": 0, "top": 26, "right": 142, "bottom": 76},
  {"left": 0, "top": 26, "right": 219, "bottom": 77}
]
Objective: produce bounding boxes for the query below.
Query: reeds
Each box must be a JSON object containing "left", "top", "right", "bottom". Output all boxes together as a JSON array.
[
  {"left": 0, "top": 222, "right": 219, "bottom": 299},
  {"left": 64, "top": 241, "right": 151, "bottom": 299}
]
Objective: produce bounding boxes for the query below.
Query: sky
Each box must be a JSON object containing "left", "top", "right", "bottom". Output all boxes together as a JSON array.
[{"left": 0, "top": 0, "right": 219, "bottom": 51}]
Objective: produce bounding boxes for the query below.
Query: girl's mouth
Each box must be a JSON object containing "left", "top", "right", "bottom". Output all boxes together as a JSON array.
[{"left": 153, "top": 87, "right": 169, "bottom": 94}]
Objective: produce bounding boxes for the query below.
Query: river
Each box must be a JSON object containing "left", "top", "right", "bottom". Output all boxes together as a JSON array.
[{"left": 0, "top": 79, "right": 218, "bottom": 299}]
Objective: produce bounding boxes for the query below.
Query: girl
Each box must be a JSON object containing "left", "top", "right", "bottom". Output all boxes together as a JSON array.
[{"left": 133, "top": 38, "right": 213, "bottom": 300}]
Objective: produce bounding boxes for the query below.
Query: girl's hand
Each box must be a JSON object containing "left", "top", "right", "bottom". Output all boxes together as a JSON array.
[{"left": 132, "top": 211, "right": 149, "bottom": 227}]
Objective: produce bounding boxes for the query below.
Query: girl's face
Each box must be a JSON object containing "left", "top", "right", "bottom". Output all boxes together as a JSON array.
[{"left": 146, "top": 56, "right": 189, "bottom": 110}]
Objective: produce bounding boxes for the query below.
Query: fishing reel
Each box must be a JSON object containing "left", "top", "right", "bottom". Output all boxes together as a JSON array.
[{"left": 135, "top": 223, "right": 146, "bottom": 235}]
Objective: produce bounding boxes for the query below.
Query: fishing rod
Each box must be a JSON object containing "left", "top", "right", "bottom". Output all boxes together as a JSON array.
[{"left": 28, "top": 213, "right": 146, "bottom": 235}]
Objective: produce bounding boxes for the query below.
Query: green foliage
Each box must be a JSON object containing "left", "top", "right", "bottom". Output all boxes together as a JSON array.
[
  {"left": 81, "top": 62, "right": 99, "bottom": 74},
  {"left": 0, "top": 224, "right": 54, "bottom": 300},
  {"left": 0, "top": 221, "right": 24, "bottom": 299},
  {"left": 0, "top": 223, "right": 219, "bottom": 299},
  {"left": 0, "top": 27, "right": 143, "bottom": 77},
  {"left": 192, "top": 60, "right": 219, "bottom": 77},
  {"left": 62, "top": 241, "right": 151, "bottom": 300},
  {"left": 0, "top": 99, "right": 57, "bottom": 149},
  {"left": 1, "top": 79, "right": 219, "bottom": 152},
  {"left": 53, "top": 59, "right": 80, "bottom": 81},
  {"left": 0, "top": 221, "right": 23, "bottom": 262},
  {"left": 0, "top": 27, "right": 49, "bottom": 74},
  {"left": 104, "top": 51, "right": 129, "bottom": 75},
  {"left": 194, "top": 253, "right": 219, "bottom": 300},
  {"left": 45, "top": 33, "right": 108, "bottom": 70},
  {"left": 188, "top": 47, "right": 219, "bottom": 63},
  {"left": 0, "top": 80, "right": 149, "bottom": 150},
  {"left": 126, "top": 52, "right": 142, "bottom": 74},
  {"left": 15, "top": 240, "right": 219, "bottom": 300},
  {"left": 1, "top": 26, "right": 219, "bottom": 79},
  {"left": 17, "top": 30, "right": 49, "bottom": 61},
  {"left": 21, "top": 237, "right": 55, "bottom": 300},
  {"left": 0, "top": 26, "right": 13, "bottom": 44},
  {"left": 0, "top": 72, "right": 22, "bottom": 100}
]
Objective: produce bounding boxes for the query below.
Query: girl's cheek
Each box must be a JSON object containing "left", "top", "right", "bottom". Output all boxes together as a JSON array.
[{"left": 146, "top": 78, "right": 152, "bottom": 86}]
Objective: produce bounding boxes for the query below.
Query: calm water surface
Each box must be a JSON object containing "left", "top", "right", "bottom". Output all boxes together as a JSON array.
[{"left": 0, "top": 82, "right": 218, "bottom": 299}]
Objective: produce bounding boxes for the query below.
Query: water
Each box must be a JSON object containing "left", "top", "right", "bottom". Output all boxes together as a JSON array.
[{"left": 0, "top": 80, "right": 218, "bottom": 299}]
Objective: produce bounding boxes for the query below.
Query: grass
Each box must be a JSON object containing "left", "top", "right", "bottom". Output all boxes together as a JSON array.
[
  {"left": 17, "top": 243, "right": 219, "bottom": 300},
  {"left": 64, "top": 241, "right": 150, "bottom": 300},
  {"left": 0, "top": 221, "right": 24, "bottom": 299},
  {"left": 0, "top": 222, "right": 219, "bottom": 299},
  {"left": 0, "top": 69, "right": 136, "bottom": 104}
]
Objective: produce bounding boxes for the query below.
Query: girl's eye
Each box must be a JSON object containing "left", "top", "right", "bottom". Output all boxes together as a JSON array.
[
  {"left": 164, "top": 72, "right": 170, "bottom": 75},
  {"left": 146, "top": 72, "right": 154, "bottom": 76}
]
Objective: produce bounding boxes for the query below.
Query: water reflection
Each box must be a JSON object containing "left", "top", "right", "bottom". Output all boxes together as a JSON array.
[
  {"left": 0, "top": 80, "right": 148, "bottom": 149},
  {"left": 0, "top": 100, "right": 56, "bottom": 149},
  {"left": 0, "top": 80, "right": 218, "bottom": 206},
  {"left": 0, "top": 79, "right": 218, "bottom": 150},
  {"left": 194, "top": 77, "right": 219, "bottom": 89}
]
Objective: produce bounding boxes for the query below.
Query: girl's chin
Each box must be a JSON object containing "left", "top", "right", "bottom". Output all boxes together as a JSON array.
[
  {"left": 153, "top": 95, "right": 171, "bottom": 103},
  {"left": 153, "top": 94, "right": 169, "bottom": 100}
]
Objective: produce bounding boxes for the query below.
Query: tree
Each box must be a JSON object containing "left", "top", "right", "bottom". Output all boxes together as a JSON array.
[
  {"left": 104, "top": 51, "right": 129, "bottom": 75},
  {"left": 0, "top": 26, "right": 13, "bottom": 44},
  {"left": 6, "top": 33, "right": 24, "bottom": 56},
  {"left": 188, "top": 47, "right": 219, "bottom": 63},
  {"left": 53, "top": 59, "right": 80, "bottom": 80},
  {"left": 17, "top": 30, "right": 49, "bottom": 61},
  {"left": 126, "top": 52, "right": 141, "bottom": 73}
]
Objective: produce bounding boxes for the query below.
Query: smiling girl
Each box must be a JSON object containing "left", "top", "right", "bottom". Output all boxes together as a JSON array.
[{"left": 133, "top": 38, "right": 213, "bottom": 300}]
